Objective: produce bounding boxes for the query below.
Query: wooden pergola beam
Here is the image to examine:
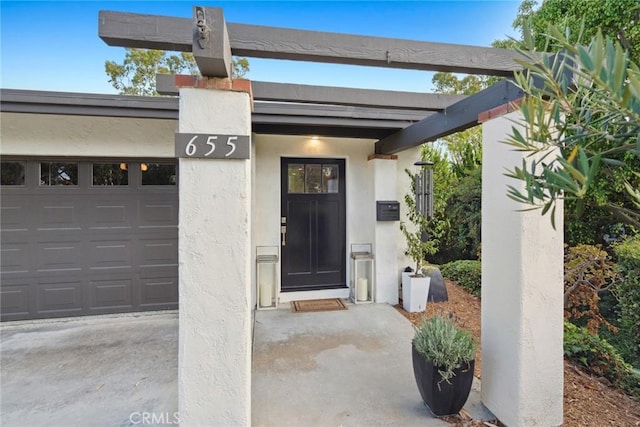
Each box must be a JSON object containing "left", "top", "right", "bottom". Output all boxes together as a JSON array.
[
  {"left": 99, "top": 10, "right": 529, "bottom": 76},
  {"left": 191, "top": 7, "right": 232, "bottom": 78},
  {"left": 375, "top": 79, "right": 525, "bottom": 154},
  {"left": 156, "top": 74, "right": 465, "bottom": 111}
]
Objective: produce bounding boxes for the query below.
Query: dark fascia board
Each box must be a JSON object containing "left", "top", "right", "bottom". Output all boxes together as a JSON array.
[
  {"left": 156, "top": 75, "right": 464, "bottom": 111},
  {"left": 251, "top": 82, "right": 464, "bottom": 111},
  {"left": 252, "top": 124, "right": 397, "bottom": 140},
  {"left": 0, "top": 89, "right": 420, "bottom": 137},
  {"left": 0, "top": 89, "right": 180, "bottom": 119},
  {"left": 99, "top": 10, "right": 528, "bottom": 76},
  {"left": 252, "top": 114, "right": 412, "bottom": 129},
  {"left": 375, "top": 79, "right": 525, "bottom": 154}
]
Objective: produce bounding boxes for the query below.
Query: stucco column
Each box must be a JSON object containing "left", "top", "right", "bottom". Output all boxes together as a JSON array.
[
  {"left": 370, "top": 155, "right": 399, "bottom": 305},
  {"left": 178, "top": 87, "right": 252, "bottom": 425},
  {"left": 481, "top": 110, "right": 564, "bottom": 426}
]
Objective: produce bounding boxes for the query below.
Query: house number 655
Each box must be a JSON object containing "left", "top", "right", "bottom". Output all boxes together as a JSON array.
[
  {"left": 175, "top": 133, "right": 250, "bottom": 159},
  {"left": 185, "top": 135, "right": 238, "bottom": 157}
]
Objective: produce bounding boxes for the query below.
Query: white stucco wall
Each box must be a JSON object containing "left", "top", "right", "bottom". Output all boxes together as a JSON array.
[
  {"left": 481, "top": 111, "right": 564, "bottom": 426},
  {"left": 178, "top": 88, "right": 252, "bottom": 426},
  {"left": 252, "top": 134, "right": 377, "bottom": 304},
  {"left": 0, "top": 112, "right": 176, "bottom": 157},
  {"left": 371, "top": 158, "right": 399, "bottom": 304}
]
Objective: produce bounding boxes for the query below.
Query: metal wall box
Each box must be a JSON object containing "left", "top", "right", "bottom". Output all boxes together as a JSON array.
[{"left": 376, "top": 201, "right": 400, "bottom": 221}]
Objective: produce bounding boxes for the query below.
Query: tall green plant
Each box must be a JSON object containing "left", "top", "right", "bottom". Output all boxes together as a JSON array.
[{"left": 400, "top": 169, "right": 440, "bottom": 274}]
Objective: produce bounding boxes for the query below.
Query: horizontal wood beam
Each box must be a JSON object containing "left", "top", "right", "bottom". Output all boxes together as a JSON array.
[
  {"left": 99, "top": 11, "right": 191, "bottom": 51},
  {"left": 99, "top": 10, "right": 529, "bottom": 76},
  {"left": 375, "top": 79, "right": 524, "bottom": 154},
  {"left": 156, "top": 74, "right": 464, "bottom": 110},
  {"left": 228, "top": 23, "right": 525, "bottom": 76}
]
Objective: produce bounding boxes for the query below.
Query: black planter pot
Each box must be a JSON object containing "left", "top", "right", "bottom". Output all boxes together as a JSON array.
[{"left": 411, "top": 344, "right": 475, "bottom": 417}]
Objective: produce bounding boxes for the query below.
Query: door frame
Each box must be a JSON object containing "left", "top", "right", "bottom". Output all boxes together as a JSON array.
[{"left": 280, "top": 156, "right": 347, "bottom": 293}]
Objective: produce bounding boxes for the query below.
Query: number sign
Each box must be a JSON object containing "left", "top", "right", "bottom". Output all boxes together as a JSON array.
[{"left": 175, "top": 133, "right": 250, "bottom": 159}]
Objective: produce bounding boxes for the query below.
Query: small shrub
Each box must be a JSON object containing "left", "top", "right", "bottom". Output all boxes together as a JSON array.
[
  {"left": 612, "top": 235, "right": 640, "bottom": 367},
  {"left": 413, "top": 314, "right": 476, "bottom": 383},
  {"left": 440, "top": 260, "right": 481, "bottom": 296},
  {"left": 564, "top": 244, "right": 619, "bottom": 333},
  {"left": 564, "top": 321, "right": 640, "bottom": 398}
]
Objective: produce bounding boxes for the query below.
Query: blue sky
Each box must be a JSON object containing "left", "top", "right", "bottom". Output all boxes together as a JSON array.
[{"left": 1, "top": 1, "right": 522, "bottom": 94}]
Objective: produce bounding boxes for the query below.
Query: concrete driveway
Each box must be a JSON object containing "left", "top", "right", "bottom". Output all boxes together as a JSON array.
[{"left": 1, "top": 312, "right": 178, "bottom": 427}]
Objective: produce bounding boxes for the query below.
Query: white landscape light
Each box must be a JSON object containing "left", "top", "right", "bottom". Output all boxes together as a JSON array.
[
  {"left": 350, "top": 243, "right": 375, "bottom": 304},
  {"left": 256, "top": 246, "right": 279, "bottom": 310}
]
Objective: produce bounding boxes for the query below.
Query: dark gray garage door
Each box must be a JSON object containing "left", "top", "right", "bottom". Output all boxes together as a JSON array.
[{"left": 1, "top": 159, "right": 178, "bottom": 321}]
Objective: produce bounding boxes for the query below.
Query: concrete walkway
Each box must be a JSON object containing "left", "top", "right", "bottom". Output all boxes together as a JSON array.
[
  {"left": 252, "top": 303, "right": 490, "bottom": 427},
  {"left": 2, "top": 303, "right": 490, "bottom": 427},
  {"left": 1, "top": 312, "right": 178, "bottom": 427}
]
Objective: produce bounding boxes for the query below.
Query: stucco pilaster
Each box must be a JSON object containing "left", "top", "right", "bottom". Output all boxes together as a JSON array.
[
  {"left": 370, "top": 156, "right": 399, "bottom": 305},
  {"left": 481, "top": 110, "right": 564, "bottom": 426},
  {"left": 178, "top": 87, "right": 252, "bottom": 426}
]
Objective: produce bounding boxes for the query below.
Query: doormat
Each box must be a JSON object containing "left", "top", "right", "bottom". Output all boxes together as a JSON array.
[{"left": 291, "top": 298, "right": 348, "bottom": 313}]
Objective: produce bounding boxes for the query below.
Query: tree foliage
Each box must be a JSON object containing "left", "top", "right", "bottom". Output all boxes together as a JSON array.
[
  {"left": 425, "top": 73, "right": 487, "bottom": 262},
  {"left": 512, "top": 0, "right": 640, "bottom": 64},
  {"left": 440, "top": 167, "right": 482, "bottom": 261},
  {"left": 419, "top": 143, "right": 482, "bottom": 264},
  {"left": 431, "top": 72, "right": 487, "bottom": 178},
  {"left": 611, "top": 235, "right": 640, "bottom": 366},
  {"left": 504, "top": 26, "right": 640, "bottom": 231},
  {"left": 105, "top": 48, "right": 249, "bottom": 96}
]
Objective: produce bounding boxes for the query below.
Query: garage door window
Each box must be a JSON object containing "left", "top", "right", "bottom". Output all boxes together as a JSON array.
[
  {"left": 92, "top": 163, "right": 128, "bottom": 186},
  {"left": 1, "top": 161, "right": 26, "bottom": 185},
  {"left": 40, "top": 162, "right": 78, "bottom": 186},
  {"left": 141, "top": 163, "right": 177, "bottom": 186}
]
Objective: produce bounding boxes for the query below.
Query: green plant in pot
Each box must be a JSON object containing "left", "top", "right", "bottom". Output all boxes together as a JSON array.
[
  {"left": 400, "top": 168, "right": 438, "bottom": 312},
  {"left": 412, "top": 314, "right": 476, "bottom": 416}
]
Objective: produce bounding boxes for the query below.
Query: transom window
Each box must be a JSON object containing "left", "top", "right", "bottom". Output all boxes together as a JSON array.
[{"left": 288, "top": 163, "right": 339, "bottom": 194}]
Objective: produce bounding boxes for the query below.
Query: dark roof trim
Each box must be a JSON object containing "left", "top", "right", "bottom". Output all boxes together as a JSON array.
[
  {"left": 156, "top": 75, "right": 464, "bottom": 111},
  {"left": 0, "top": 89, "right": 179, "bottom": 119},
  {"left": 1, "top": 89, "right": 424, "bottom": 139},
  {"left": 99, "top": 10, "right": 529, "bottom": 77}
]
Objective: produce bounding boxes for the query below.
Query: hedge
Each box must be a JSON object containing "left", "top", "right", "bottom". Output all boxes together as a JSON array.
[{"left": 440, "top": 260, "right": 481, "bottom": 296}]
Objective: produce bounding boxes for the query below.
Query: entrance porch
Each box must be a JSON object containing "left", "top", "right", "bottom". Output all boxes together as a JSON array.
[{"left": 252, "top": 303, "right": 492, "bottom": 426}]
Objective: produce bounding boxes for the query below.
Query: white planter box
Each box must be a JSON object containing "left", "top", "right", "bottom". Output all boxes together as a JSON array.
[
  {"left": 402, "top": 275, "right": 431, "bottom": 313},
  {"left": 402, "top": 271, "right": 412, "bottom": 290}
]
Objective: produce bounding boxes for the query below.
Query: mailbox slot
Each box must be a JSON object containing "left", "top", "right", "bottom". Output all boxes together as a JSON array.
[{"left": 376, "top": 201, "right": 400, "bottom": 221}]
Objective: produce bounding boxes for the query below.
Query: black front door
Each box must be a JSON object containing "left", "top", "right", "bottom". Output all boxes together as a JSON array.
[{"left": 281, "top": 158, "right": 346, "bottom": 292}]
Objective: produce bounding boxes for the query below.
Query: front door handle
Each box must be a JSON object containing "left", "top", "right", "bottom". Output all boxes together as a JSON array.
[{"left": 281, "top": 225, "right": 287, "bottom": 246}]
